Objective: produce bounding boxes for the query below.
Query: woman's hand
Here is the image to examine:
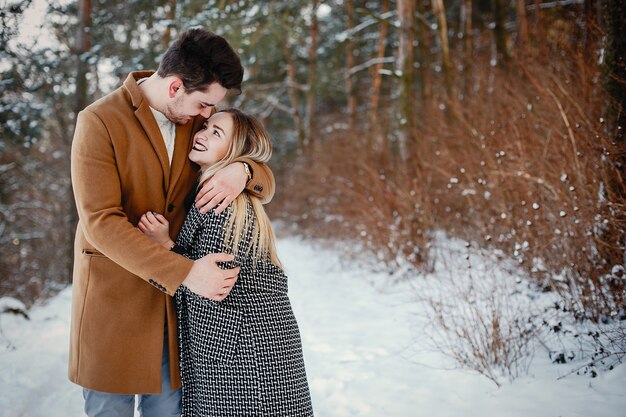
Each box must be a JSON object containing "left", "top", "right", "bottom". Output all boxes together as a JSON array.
[
  {"left": 138, "top": 212, "right": 174, "bottom": 249},
  {"left": 195, "top": 162, "right": 248, "bottom": 215}
]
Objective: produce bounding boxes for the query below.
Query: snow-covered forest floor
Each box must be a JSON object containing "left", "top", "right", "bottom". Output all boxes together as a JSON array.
[{"left": 1, "top": 235, "right": 624, "bottom": 417}]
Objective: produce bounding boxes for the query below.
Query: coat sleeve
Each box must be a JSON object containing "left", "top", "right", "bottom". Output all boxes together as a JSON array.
[
  {"left": 235, "top": 157, "right": 276, "bottom": 204},
  {"left": 71, "top": 109, "right": 193, "bottom": 296}
]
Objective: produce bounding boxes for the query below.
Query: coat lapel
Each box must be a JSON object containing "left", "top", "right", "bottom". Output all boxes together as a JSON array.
[
  {"left": 124, "top": 71, "right": 171, "bottom": 190},
  {"left": 167, "top": 118, "right": 197, "bottom": 198},
  {"left": 136, "top": 104, "right": 171, "bottom": 189}
]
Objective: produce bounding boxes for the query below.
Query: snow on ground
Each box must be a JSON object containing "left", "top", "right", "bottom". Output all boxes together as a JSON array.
[{"left": 0, "top": 236, "right": 624, "bottom": 417}]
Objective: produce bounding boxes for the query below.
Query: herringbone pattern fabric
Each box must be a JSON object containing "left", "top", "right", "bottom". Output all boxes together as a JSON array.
[{"left": 174, "top": 202, "right": 314, "bottom": 417}]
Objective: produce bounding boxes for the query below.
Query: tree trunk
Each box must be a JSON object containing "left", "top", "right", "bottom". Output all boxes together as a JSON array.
[
  {"left": 602, "top": 0, "right": 625, "bottom": 151},
  {"left": 493, "top": 0, "right": 509, "bottom": 66},
  {"left": 600, "top": 0, "right": 626, "bottom": 290},
  {"left": 162, "top": 0, "right": 176, "bottom": 51},
  {"left": 532, "top": 0, "right": 544, "bottom": 48},
  {"left": 396, "top": 0, "right": 416, "bottom": 159},
  {"left": 369, "top": 0, "right": 389, "bottom": 131},
  {"left": 416, "top": 0, "right": 429, "bottom": 103},
  {"left": 305, "top": 0, "right": 319, "bottom": 149},
  {"left": 575, "top": 0, "right": 599, "bottom": 56},
  {"left": 516, "top": 0, "right": 529, "bottom": 60},
  {"left": 433, "top": 0, "right": 452, "bottom": 99},
  {"left": 72, "top": 0, "right": 91, "bottom": 290},
  {"left": 345, "top": 0, "right": 357, "bottom": 131},
  {"left": 461, "top": 0, "right": 473, "bottom": 99},
  {"left": 284, "top": 43, "right": 306, "bottom": 149},
  {"left": 74, "top": 0, "right": 91, "bottom": 120}
]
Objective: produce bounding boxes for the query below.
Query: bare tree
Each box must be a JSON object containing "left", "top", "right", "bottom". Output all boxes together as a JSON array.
[
  {"left": 396, "top": 0, "right": 416, "bottom": 156},
  {"left": 532, "top": 0, "right": 544, "bottom": 44},
  {"left": 416, "top": 0, "right": 430, "bottom": 102},
  {"left": 516, "top": 0, "right": 529, "bottom": 60},
  {"left": 433, "top": 0, "right": 452, "bottom": 98},
  {"left": 493, "top": 0, "right": 510, "bottom": 65},
  {"left": 345, "top": 0, "right": 357, "bottom": 131},
  {"left": 74, "top": 0, "right": 91, "bottom": 120},
  {"left": 162, "top": 0, "right": 176, "bottom": 50},
  {"left": 602, "top": 0, "right": 626, "bottom": 194},
  {"left": 284, "top": 41, "right": 306, "bottom": 149},
  {"left": 369, "top": 0, "right": 389, "bottom": 136},
  {"left": 461, "top": 0, "right": 473, "bottom": 99},
  {"left": 305, "top": 0, "right": 319, "bottom": 148}
]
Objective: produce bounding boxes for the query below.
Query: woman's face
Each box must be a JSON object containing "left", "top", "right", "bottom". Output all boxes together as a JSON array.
[{"left": 188, "top": 112, "right": 234, "bottom": 168}]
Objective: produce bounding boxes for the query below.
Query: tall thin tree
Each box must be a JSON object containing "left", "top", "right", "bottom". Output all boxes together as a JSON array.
[
  {"left": 461, "top": 0, "right": 473, "bottom": 99},
  {"left": 162, "top": 0, "right": 176, "bottom": 51},
  {"left": 370, "top": 0, "right": 389, "bottom": 132},
  {"left": 493, "top": 0, "right": 510, "bottom": 65},
  {"left": 345, "top": 0, "right": 357, "bottom": 131},
  {"left": 416, "top": 0, "right": 429, "bottom": 102},
  {"left": 284, "top": 42, "right": 306, "bottom": 150},
  {"left": 599, "top": 0, "right": 626, "bottom": 297},
  {"left": 396, "top": 0, "right": 416, "bottom": 157},
  {"left": 602, "top": 0, "right": 625, "bottom": 167},
  {"left": 532, "top": 0, "right": 544, "bottom": 45},
  {"left": 516, "top": 0, "right": 529, "bottom": 60},
  {"left": 306, "top": 0, "right": 319, "bottom": 148},
  {"left": 74, "top": 0, "right": 91, "bottom": 121},
  {"left": 433, "top": 0, "right": 452, "bottom": 98}
]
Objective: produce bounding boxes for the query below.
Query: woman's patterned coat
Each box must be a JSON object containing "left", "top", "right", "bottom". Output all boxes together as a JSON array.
[{"left": 174, "top": 201, "right": 314, "bottom": 417}]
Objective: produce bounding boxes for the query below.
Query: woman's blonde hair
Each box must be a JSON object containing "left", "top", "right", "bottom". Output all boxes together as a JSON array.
[{"left": 197, "top": 108, "right": 281, "bottom": 267}]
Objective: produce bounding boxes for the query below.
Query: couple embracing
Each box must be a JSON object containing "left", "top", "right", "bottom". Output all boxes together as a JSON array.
[{"left": 69, "top": 28, "right": 313, "bottom": 417}]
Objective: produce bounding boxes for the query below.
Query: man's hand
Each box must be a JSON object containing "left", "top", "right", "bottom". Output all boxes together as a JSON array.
[
  {"left": 138, "top": 212, "right": 174, "bottom": 249},
  {"left": 195, "top": 162, "right": 248, "bottom": 215},
  {"left": 182, "top": 253, "right": 240, "bottom": 301}
]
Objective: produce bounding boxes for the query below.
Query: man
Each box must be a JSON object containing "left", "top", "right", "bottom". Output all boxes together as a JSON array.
[{"left": 69, "top": 28, "right": 274, "bottom": 416}]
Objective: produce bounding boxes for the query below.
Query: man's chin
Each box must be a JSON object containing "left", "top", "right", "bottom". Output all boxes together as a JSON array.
[
  {"left": 167, "top": 113, "right": 192, "bottom": 125},
  {"left": 174, "top": 116, "right": 192, "bottom": 125}
]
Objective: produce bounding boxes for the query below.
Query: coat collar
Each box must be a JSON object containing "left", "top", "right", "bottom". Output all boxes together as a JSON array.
[
  {"left": 123, "top": 71, "right": 203, "bottom": 194},
  {"left": 123, "top": 71, "right": 171, "bottom": 187},
  {"left": 123, "top": 71, "right": 154, "bottom": 109}
]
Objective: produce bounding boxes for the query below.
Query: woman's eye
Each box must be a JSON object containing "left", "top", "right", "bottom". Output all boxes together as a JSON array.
[{"left": 213, "top": 129, "right": 220, "bottom": 136}]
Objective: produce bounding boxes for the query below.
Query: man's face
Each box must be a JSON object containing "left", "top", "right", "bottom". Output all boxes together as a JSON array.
[{"left": 165, "top": 82, "right": 228, "bottom": 125}]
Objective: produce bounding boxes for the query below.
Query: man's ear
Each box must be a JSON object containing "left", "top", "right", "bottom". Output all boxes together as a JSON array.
[{"left": 168, "top": 78, "right": 184, "bottom": 98}]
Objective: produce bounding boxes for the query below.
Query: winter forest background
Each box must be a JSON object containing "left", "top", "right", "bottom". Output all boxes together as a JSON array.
[{"left": 1, "top": 0, "right": 625, "bottom": 395}]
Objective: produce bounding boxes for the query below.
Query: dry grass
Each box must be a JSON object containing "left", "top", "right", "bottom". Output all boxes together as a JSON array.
[
  {"left": 421, "top": 266, "right": 539, "bottom": 387},
  {"left": 271, "top": 19, "right": 625, "bottom": 380},
  {"left": 275, "top": 46, "right": 624, "bottom": 318}
]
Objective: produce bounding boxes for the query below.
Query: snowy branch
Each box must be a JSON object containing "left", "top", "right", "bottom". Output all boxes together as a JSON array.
[
  {"left": 259, "top": 95, "right": 295, "bottom": 119},
  {"left": 337, "top": 11, "right": 397, "bottom": 41},
  {"left": 0, "top": 163, "right": 16, "bottom": 175},
  {"left": 348, "top": 56, "right": 396, "bottom": 75},
  {"left": 527, "top": 0, "right": 585, "bottom": 10},
  {"left": 251, "top": 81, "right": 307, "bottom": 92}
]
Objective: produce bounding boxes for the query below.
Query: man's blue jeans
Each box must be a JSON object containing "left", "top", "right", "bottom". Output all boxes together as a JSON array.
[{"left": 82, "top": 330, "right": 181, "bottom": 417}]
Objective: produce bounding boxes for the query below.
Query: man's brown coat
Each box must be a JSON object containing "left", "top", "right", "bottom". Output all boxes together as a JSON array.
[{"left": 69, "top": 71, "right": 274, "bottom": 394}]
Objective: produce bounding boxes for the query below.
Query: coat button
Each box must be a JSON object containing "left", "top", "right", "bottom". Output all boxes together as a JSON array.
[
  {"left": 254, "top": 184, "right": 263, "bottom": 192},
  {"left": 167, "top": 204, "right": 174, "bottom": 212}
]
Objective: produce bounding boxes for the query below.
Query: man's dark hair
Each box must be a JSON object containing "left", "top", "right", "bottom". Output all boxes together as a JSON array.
[{"left": 158, "top": 28, "right": 244, "bottom": 93}]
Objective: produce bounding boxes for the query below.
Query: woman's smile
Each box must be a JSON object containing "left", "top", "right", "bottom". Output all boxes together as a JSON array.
[{"left": 192, "top": 140, "right": 208, "bottom": 152}]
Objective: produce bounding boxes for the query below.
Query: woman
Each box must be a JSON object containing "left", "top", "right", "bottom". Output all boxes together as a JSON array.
[{"left": 139, "top": 109, "right": 314, "bottom": 416}]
